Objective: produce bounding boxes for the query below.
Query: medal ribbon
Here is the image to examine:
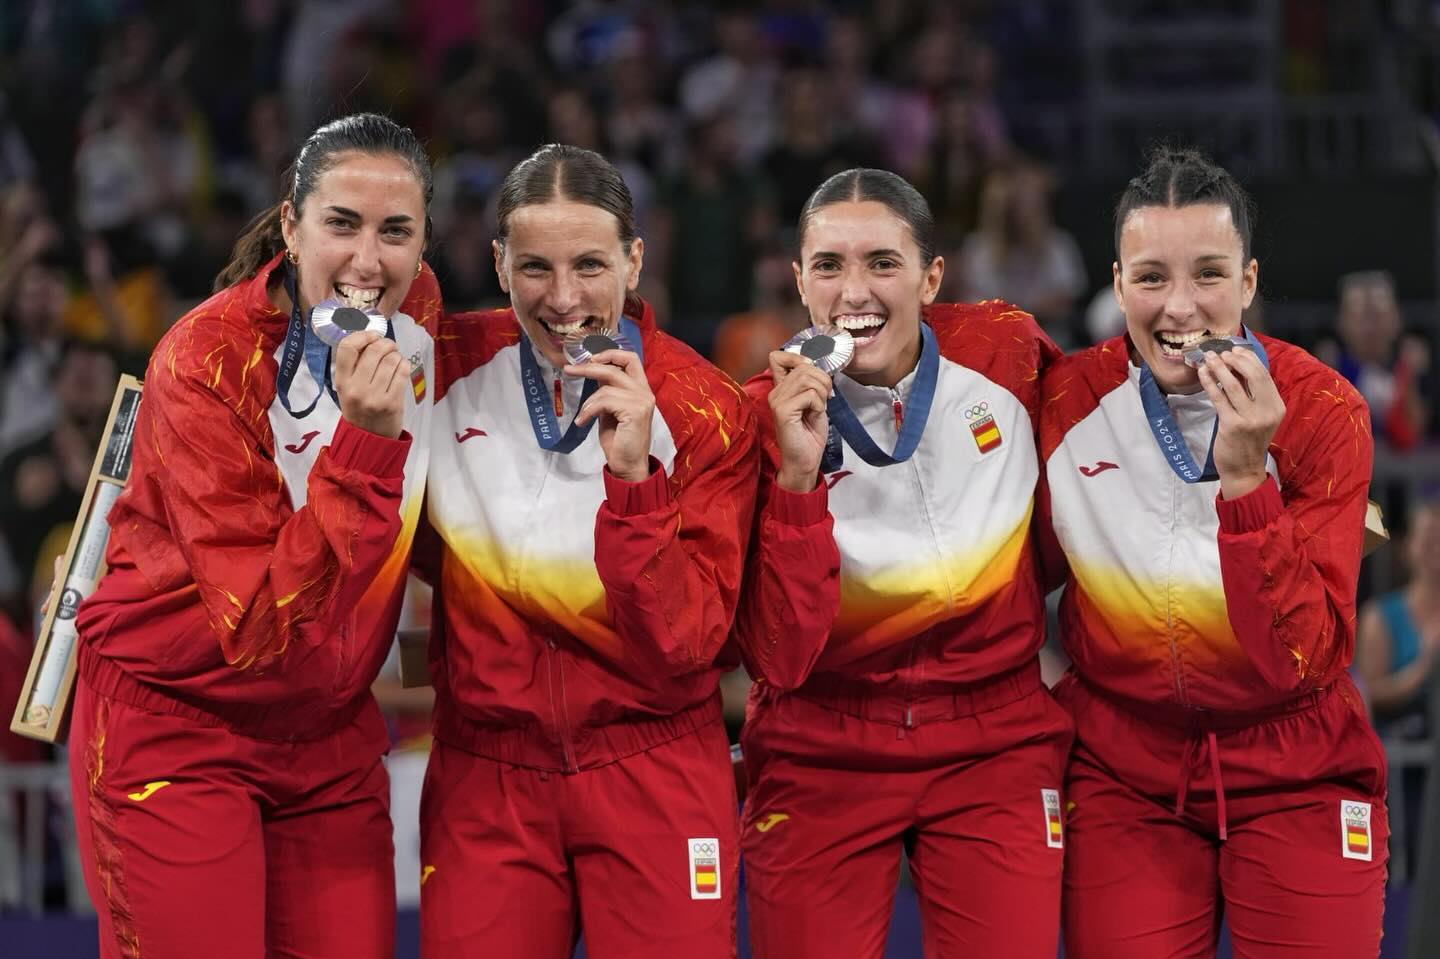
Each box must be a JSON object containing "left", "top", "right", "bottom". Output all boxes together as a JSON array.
[{"left": 821, "top": 322, "right": 939, "bottom": 471}]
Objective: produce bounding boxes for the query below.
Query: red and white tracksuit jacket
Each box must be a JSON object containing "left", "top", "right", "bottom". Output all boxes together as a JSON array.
[
  {"left": 735, "top": 301, "right": 1063, "bottom": 707},
  {"left": 1038, "top": 332, "right": 1386, "bottom": 958},
  {"left": 733, "top": 302, "right": 1072, "bottom": 959},
  {"left": 76, "top": 252, "right": 439, "bottom": 742},
  {"left": 422, "top": 295, "right": 759, "bottom": 771},
  {"left": 1038, "top": 331, "right": 1372, "bottom": 711}
]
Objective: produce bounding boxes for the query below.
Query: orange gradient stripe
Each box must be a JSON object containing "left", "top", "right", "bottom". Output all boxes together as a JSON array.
[
  {"left": 443, "top": 533, "right": 621, "bottom": 659},
  {"left": 831, "top": 510, "right": 1030, "bottom": 654},
  {"left": 1067, "top": 560, "right": 1247, "bottom": 672},
  {"left": 354, "top": 492, "right": 425, "bottom": 625}
]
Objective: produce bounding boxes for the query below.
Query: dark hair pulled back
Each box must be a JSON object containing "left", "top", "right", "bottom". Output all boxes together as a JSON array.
[
  {"left": 214, "top": 112, "right": 433, "bottom": 291},
  {"left": 796, "top": 168, "right": 938, "bottom": 265}
]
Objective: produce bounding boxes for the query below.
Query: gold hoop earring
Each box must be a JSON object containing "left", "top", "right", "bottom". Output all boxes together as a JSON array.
[
  {"left": 286, "top": 249, "right": 299, "bottom": 265},
  {"left": 415, "top": 259, "right": 423, "bottom": 278}
]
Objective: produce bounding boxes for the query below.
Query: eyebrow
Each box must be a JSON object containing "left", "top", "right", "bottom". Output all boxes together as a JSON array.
[
  {"left": 1129, "top": 254, "right": 1230, "bottom": 268},
  {"left": 808, "top": 248, "right": 906, "bottom": 263},
  {"left": 325, "top": 205, "right": 415, "bottom": 224},
  {"left": 512, "top": 250, "right": 610, "bottom": 263}
]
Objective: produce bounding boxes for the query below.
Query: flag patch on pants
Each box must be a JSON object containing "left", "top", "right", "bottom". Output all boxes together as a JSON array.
[
  {"left": 688, "top": 838, "right": 721, "bottom": 899},
  {"left": 1340, "top": 800, "right": 1372, "bottom": 861},
  {"left": 1043, "top": 789, "right": 1064, "bottom": 849}
]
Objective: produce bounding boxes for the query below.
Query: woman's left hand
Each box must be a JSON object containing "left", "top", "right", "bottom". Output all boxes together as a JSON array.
[
  {"left": 1198, "top": 347, "right": 1286, "bottom": 500},
  {"left": 568, "top": 349, "right": 656, "bottom": 483}
]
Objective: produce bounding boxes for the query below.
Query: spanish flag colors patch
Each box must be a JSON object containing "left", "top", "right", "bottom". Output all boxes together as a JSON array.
[{"left": 1341, "top": 800, "right": 1372, "bottom": 861}]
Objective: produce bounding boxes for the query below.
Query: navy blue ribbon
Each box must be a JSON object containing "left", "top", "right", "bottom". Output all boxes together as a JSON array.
[
  {"left": 518, "top": 317, "right": 644, "bottom": 453},
  {"left": 276, "top": 264, "right": 393, "bottom": 418},
  {"left": 820, "top": 322, "right": 939, "bottom": 471},
  {"left": 1138, "top": 326, "right": 1270, "bottom": 483}
]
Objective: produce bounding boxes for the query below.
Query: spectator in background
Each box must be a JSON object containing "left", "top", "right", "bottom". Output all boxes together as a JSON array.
[
  {"left": 1318, "top": 270, "right": 1429, "bottom": 450},
  {"left": 73, "top": 76, "right": 209, "bottom": 266},
  {"left": 166, "top": 187, "right": 256, "bottom": 302},
  {"left": 1357, "top": 495, "right": 1440, "bottom": 736},
  {"left": 219, "top": 92, "right": 295, "bottom": 218},
  {"left": 430, "top": 81, "right": 514, "bottom": 236},
  {"left": 0, "top": 92, "right": 36, "bottom": 191},
  {"left": 0, "top": 245, "right": 68, "bottom": 457},
  {"left": 61, "top": 227, "right": 174, "bottom": 352},
  {"left": 914, "top": 85, "right": 1011, "bottom": 248},
  {"left": 761, "top": 64, "right": 879, "bottom": 225},
  {"left": 546, "top": 86, "right": 656, "bottom": 233},
  {"left": 679, "top": 9, "right": 779, "bottom": 167},
  {"left": 1355, "top": 494, "right": 1440, "bottom": 878},
  {"left": 0, "top": 608, "right": 47, "bottom": 912},
  {"left": 654, "top": 115, "right": 773, "bottom": 355},
  {"left": 954, "top": 161, "right": 1086, "bottom": 346},
  {"left": 0, "top": 339, "right": 117, "bottom": 627},
  {"left": 710, "top": 245, "right": 807, "bottom": 384},
  {"left": 426, "top": 81, "right": 514, "bottom": 311},
  {"left": 429, "top": 186, "right": 504, "bottom": 313},
  {"left": 604, "top": 50, "right": 677, "bottom": 177},
  {"left": 819, "top": 16, "right": 905, "bottom": 171}
]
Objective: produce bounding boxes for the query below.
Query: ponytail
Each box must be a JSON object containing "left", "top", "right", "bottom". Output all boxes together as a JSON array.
[{"left": 214, "top": 200, "right": 288, "bottom": 292}]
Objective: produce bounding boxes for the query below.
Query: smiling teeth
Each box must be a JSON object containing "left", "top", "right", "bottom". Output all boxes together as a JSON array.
[
  {"left": 544, "top": 318, "right": 585, "bottom": 335},
  {"left": 834, "top": 314, "right": 885, "bottom": 331},
  {"left": 1156, "top": 330, "right": 1210, "bottom": 356},
  {"left": 336, "top": 284, "right": 381, "bottom": 309}
]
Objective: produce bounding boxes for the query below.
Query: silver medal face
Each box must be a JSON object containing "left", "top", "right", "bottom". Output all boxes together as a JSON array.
[
  {"left": 1182, "top": 334, "right": 1255, "bottom": 369},
  {"left": 782, "top": 325, "right": 855, "bottom": 375},
  {"left": 310, "top": 299, "right": 388, "bottom": 348},
  {"left": 563, "top": 329, "right": 631, "bottom": 364}
]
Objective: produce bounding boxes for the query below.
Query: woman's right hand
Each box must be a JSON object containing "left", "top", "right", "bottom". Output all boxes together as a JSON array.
[
  {"left": 335, "top": 331, "right": 407, "bottom": 438},
  {"left": 767, "top": 350, "right": 833, "bottom": 493}
]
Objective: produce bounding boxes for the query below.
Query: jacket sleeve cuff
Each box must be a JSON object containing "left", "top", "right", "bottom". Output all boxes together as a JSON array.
[
  {"left": 1216, "top": 474, "right": 1283, "bottom": 533},
  {"left": 765, "top": 477, "right": 830, "bottom": 526},
  {"left": 324, "top": 418, "right": 411, "bottom": 478},
  {"left": 603, "top": 456, "right": 670, "bottom": 516}
]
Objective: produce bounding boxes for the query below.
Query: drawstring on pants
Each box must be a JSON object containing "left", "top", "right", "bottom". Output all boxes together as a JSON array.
[{"left": 1174, "top": 729, "right": 1227, "bottom": 841}]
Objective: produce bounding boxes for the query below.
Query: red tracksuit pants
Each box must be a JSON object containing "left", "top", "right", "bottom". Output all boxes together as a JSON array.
[
  {"left": 418, "top": 718, "right": 739, "bottom": 958},
  {"left": 68, "top": 677, "right": 396, "bottom": 959},
  {"left": 740, "top": 663, "right": 1073, "bottom": 959},
  {"left": 1055, "top": 672, "right": 1389, "bottom": 959}
]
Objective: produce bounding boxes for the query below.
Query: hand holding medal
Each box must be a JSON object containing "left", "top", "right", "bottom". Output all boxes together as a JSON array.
[
  {"left": 563, "top": 326, "right": 655, "bottom": 482},
  {"left": 769, "top": 326, "right": 854, "bottom": 492},
  {"left": 334, "top": 330, "right": 408, "bottom": 438},
  {"left": 1194, "top": 334, "right": 1285, "bottom": 500}
]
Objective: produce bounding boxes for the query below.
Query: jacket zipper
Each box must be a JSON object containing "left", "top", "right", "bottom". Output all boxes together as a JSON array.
[
  {"left": 1165, "top": 475, "right": 1188, "bottom": 704},
  {"left": 544, "top": 637, "right": 580, "bottom": 773},
  {"left": 890, "top": 388, "right": 905, "bottom": 432}
]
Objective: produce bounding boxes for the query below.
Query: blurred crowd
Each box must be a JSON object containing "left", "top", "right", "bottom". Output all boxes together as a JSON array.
[{"left": 3, "top": 0, "right": 1440, "bottom": 914}]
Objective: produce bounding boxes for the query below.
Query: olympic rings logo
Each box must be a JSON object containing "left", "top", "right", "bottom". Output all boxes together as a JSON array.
[
  {"left": 692, "top": 842, "right": 717, "bottom": 855},
  {"left": 1345, "top": 804, "right": 1370, "bottom": 818},
  {"left": 963, "top": 402, "right": 990, "bottom": 420}
]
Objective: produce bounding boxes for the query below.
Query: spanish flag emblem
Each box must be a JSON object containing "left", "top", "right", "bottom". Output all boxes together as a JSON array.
[
  {"left": 1043, "top": 789, "right": 1064, "bottom": 849},
  {"left": 410, "top": 358, "right": 427, "bottom": 402},
  {"left": 687, "top": 838, "right": 722, "bottom": 899},
  {"left": 1340, "top": 800, "right": 1373, "bottom": 861},
  {"left": 970, "top": 413, "right": 1002, "bottom": 454}
]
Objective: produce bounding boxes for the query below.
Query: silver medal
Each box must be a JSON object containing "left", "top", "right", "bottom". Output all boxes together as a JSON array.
[
  {"left": 564, "top": 328, "right": 632, "bottom": 364},
  {"left": 1182, "top": 334, "right": 1255, "bottom": 369},
  {"left": 309, "top": 299, "right": 388, "bottom": 348},
  {"left": 782, "top": 325, "right": 855, "bottom": 375}
]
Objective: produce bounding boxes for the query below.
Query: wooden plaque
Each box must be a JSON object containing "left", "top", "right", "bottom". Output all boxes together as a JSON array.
[{"left": 10, "top": 375, "right": 142, "bottom": 743}]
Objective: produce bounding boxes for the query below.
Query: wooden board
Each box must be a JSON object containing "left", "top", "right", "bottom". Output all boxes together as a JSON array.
[{"left": 10, "top": 375, "right": 142, "bottom": 743}]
